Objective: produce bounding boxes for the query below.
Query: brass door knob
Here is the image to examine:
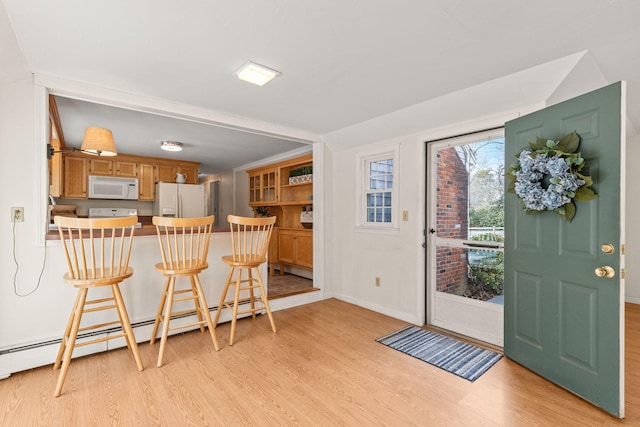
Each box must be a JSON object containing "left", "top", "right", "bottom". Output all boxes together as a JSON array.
[
  {"left": 594, "top": 266, "right": 615, "bottom": 279},
  {"left": 600, "top": 243, "right": 615, "bottom": 254}
]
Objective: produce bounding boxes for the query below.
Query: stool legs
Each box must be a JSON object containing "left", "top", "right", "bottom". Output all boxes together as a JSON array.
[
  {"left": 54, "top": 285, "right": 142, "bottom": 397},
  {"left": 150, "top": 276, "right": 171, "bottom": 345},
  {"left": 193, "top": 275, "right": 220, "bottom": 351},
  {"left": 151, "top": 274, "right": 220, "bottom": 367},
  {"left": 54, "top": 288, "right": 87, "bottom": 397},
  {"left": 157, "top": 276, "right": 176, "bottom": 367},
  {"left": 213, "top": 266, "right": 276, "bottom": 346},
  {"left": 254, "top": 267, "right": 276, "bottom": 334},
  {"left": 112, "top": 284, "right": 144, "bottom": 371}
]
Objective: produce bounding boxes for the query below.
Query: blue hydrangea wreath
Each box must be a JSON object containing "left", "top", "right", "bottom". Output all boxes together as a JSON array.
[{"left": 506, "top": 131, "right": 597, "bottom": 222}]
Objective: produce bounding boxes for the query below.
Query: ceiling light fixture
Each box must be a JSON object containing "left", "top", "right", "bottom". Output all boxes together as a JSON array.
[
  {"left": 47, "top": 126, "right": 117, "bottom": 159},
  {"left": 160, "top": 140, "right": 183, "bottom": 152},
  {"left": 236, "top": 61, "right": 280, "bottom": 86}
]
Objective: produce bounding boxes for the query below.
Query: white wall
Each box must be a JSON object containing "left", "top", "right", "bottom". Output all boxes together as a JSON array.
[
  {"left": 2, "top": 68, "right": 637, "bottom": 380},
  {"left": 201, "top": 170, "right": 235, "bottom": 227},
  {"left": 0, "top": 79, "right": 250, "bottom": 375},
  {"left": 326, "top": 101, "right": 640, "bottom": 325},
  {"left": 0, "top": 77, "right": 325, "bottom": 378},
  {"left": 329, "top": 136, "right": 425, "bottom": 324},
  {"left": 625, "top": 133, "right": 640, "bottom": 303}
]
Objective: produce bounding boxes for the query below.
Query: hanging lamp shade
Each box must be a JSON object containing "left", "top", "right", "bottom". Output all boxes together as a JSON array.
[{"left": 81, "top": 127, "right": 117, "bottom": 156}]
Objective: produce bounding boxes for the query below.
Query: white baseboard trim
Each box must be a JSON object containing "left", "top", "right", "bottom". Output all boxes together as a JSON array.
[
  {"left": 332, "top": 293, "right": 421, "bottom": 326},
  {"left": 625, "top": 296, "right": 640, "bottom": 305}
]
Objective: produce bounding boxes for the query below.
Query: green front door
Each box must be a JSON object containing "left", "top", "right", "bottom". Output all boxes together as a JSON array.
[{"left": 504, "top": 82, "right": 626, "bottom": 417}]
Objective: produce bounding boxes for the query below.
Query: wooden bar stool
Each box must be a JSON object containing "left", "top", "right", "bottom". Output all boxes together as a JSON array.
[
  {"left": 150, "top": 215, "right": 220, "bottom": 367},
  {"left": 213, "top": 215, "right": 277, "bottom": 345},
  {"left": 53, "top": 216, "right": 143, "bottom": 397}
]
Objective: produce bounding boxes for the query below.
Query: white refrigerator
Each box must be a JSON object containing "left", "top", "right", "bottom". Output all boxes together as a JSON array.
[{"left": 153, "top": 183, "right": 207, "bottom": 218}]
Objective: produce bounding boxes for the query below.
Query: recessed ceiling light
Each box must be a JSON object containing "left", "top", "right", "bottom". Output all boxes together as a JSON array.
[
  {"left": 160, "top": 141, "right": 183, "bottom": 152},
  {"left": 236, "top": 61, "right": 280, "bottom": 86}
]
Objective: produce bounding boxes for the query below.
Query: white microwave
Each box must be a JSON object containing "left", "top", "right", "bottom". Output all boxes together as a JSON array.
[{"left": 88, "top": 176, "right": 139, "bottom": 200}]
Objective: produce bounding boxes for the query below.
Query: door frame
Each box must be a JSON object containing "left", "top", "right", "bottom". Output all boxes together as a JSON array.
[{"left": 424, "top": 125, "right": 506, "bottom": 346}]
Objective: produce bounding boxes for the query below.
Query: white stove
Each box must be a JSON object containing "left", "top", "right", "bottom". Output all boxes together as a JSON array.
[
  {"left": 49, "top": 208, "right": 142, "bottom": 230},
  {"left": 89, "top": 208, "right": 141, "bottom": 228}
]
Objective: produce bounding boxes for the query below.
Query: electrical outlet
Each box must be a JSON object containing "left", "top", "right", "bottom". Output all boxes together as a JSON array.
[
  {"left": 11, "top": 207, "right": 24, "bottom": 222},
  {"left": 375, "top": 276, "right": 381, "bottom": 287}
]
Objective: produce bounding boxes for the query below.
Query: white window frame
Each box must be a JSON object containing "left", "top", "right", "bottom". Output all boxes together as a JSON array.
[{"left": 356, "top": 145, "right": 399, "bottom": 232}]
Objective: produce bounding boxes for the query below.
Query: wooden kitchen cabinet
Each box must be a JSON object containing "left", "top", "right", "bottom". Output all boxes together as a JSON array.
[
  {"left": 278, "top": 228, "right": 312, "bottom": 270},
  {"left": 138, "top": 163, "right": 155, "bottom": 201},
  {"left": 63, "top": 156, "right": 87, "bottom": 199},
  {"left": 268, "top": 228, "right": 279, "bottom": 275},
  {"left": 58, "top": 153, "right": 200, "bottom": 201},
  {"left": 248, "top": 167, "right": 278, "bottom": 205},
  {"left": 115, "top": 160, "right": 137, "bottom": 177},
  {"left": 88, "top": 159, "right": 137, "bottom": 177},
  {"left": 156, "top": 164, "right": 177, "bottom": 183},
  {"left": 88, "top": 158, "right": 113, "bottom": 176},
  {"left": 248, "top": 154, "right": 313, "bottom": 272},
  {"left": 49, "top": 139, "right": 63, "bottom": 197}
]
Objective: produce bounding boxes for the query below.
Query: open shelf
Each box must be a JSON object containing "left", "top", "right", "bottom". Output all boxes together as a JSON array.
[
  {"left": 280, "top": 182, "right": 312, "bottom": 189},
  {"left": 279, "top": 200, "right": 313, "bottom": 206}
]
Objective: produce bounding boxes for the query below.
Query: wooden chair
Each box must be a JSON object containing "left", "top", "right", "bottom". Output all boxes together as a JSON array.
[
  {"left": 150, "top": 215, "right": 220, "bottom": 367},
  {"left": 53, "top": 216, "right": 143, "bottom": 397},
  {"left": 213, "top": 215, "right": 277, "bottom": 345}
]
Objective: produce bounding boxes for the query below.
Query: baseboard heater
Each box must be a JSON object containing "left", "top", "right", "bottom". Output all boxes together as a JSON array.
[{"left": 0, "top": 301, "right": 258, "bottom": 356}]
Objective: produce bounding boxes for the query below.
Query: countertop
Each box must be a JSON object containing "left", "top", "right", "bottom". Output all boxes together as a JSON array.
[{"left": 45, "top": 223, "right": 230, "bottom": 240}]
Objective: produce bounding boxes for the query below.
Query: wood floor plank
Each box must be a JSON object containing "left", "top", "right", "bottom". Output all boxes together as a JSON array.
[{"left": 0, "top": 299, "right": 639, "bottom": 425}]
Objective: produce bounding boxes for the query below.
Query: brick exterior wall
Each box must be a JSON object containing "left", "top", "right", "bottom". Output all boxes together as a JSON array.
[{"left": 435, "top": 147, "right": 469, "bottom": 294}]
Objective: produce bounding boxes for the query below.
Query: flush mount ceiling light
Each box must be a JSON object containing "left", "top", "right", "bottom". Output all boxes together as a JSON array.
[
  {"left": 160, "top": 141, "right": 183, "bottom": 152},
  {"left": 236, "top": 61, "right": 280, "bottom": 86}
]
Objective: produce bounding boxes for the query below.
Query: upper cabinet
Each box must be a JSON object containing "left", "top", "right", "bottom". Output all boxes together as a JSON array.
[
  {"left": 155, "top": 164, "right": 198, "bottom": 184},
  {"left": 58, "top": 152, "right": 200, "bottom": 200},
  {"left": 248, "top": 167, "right": 279, "bottom": 205},
  {"left": 138, "top": 163, "right": 155, "bottom": 201},
  {"left": 247, "top": 154, "right": 312, "bottom": 207},
  {"left": 63, "top": 156, "right": 87, "bottom": 199},
  {"left": 88, "top": 158, "right": 138, "bottom": 177},
  {"left": 156, "top": 164, "right": 177, "bottom": 183},
  {"left": 115, "top": 160, "right": 138, "bottom": 177}
]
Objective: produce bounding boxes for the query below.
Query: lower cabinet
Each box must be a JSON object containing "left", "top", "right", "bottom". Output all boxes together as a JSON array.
[{"left": 278, "top": 228, "right": 312, "bottom": 270}]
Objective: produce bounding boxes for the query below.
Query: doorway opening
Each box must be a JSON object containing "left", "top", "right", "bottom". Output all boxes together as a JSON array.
[{"left": 426, "top": 128, "right": 505, "bottom": 347}]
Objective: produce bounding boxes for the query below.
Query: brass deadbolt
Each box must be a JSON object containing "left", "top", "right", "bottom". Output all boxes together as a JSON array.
[{"left": 600, "top": 243, "right": 615, "bottom": 254}]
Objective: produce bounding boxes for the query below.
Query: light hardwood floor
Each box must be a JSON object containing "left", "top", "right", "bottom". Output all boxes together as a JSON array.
[{"left": 1, "top": 299, "right": 639, "bottom": 426}]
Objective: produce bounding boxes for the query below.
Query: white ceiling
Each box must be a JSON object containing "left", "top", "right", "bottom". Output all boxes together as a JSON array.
[
  {"left": 52, "top": 96, "right": 309, "bottom": 175},
  {"left": 2, "top": 0, "right": 639, "bottom": 174}
]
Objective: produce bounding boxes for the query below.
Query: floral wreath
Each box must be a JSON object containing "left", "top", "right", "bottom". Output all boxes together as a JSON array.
[{"left": 506, "top": 131, "right": 597, "bottom": 222}]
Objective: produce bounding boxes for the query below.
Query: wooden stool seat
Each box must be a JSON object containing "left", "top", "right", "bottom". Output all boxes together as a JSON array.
[
  {"left": 150, "top": 215, "right": 220, "bottom": 367},
  {"left": 213, "top": 215, "right": 277, "bottom": 345},
  {"left": 53, "top": 216, "right": 143, "bottom": 397},
  {"left": 154, "top": 262, "right": 208, "bottom": 276},
  {"left": 221, "top": 255, "right": 263, "bottom": 268}
]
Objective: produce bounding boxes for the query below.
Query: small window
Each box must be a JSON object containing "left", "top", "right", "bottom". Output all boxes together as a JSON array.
[
  {"left": 366, "top": 158, "right": 393, "bottom": 223},
  {"left": 356, "top": 146, "right": 399, "bottom": 231}
]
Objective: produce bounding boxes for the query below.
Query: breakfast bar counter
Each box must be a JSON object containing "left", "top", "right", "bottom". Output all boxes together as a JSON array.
[{"left": 45, "top": 225, "right": 230, "bottom": 240}]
